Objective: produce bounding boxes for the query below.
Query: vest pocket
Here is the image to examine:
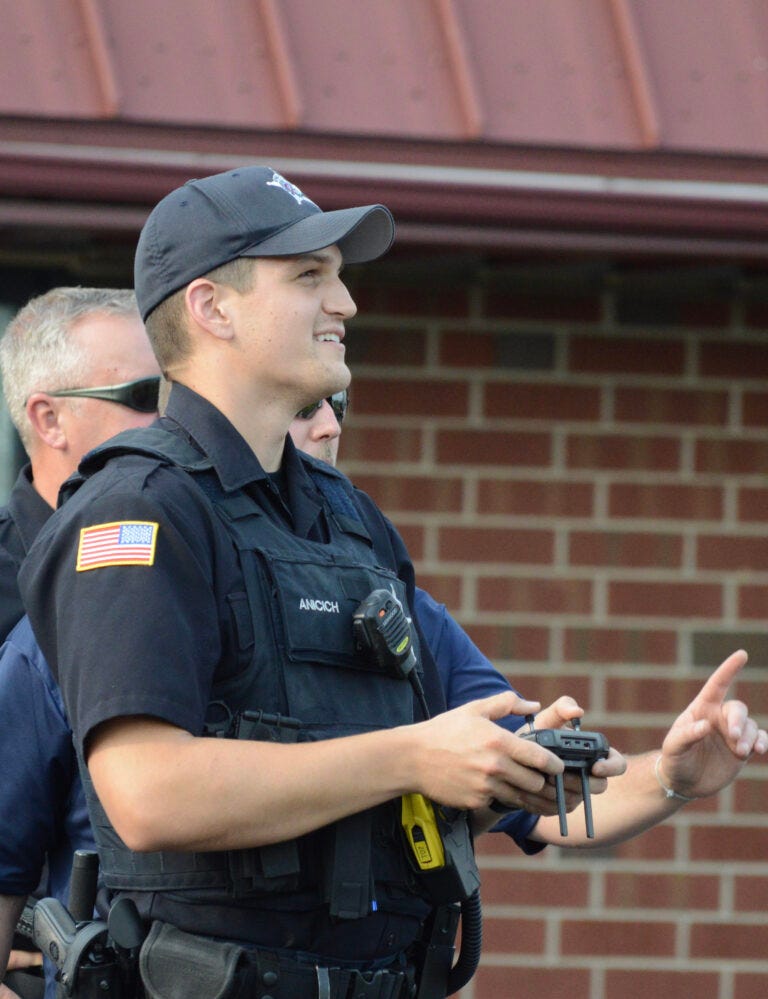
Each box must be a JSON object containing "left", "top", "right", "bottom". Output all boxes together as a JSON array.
[{"left": 266, "top": 556, "right": 415, "bottom": 732}]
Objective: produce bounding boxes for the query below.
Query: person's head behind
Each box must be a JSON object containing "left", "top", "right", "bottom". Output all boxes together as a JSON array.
[
  {"left": 0, "top": 287, "right": 161, "bottom": 501},
  {"left": 289, "top": 389, "right": 348, "bottom": 466},
  {"left": 136, "top": 166, "right": 394, "bottom": 382}
]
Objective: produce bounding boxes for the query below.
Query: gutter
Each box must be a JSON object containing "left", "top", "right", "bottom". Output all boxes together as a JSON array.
[{"left": 1, "top": 139, "right": 767, "bottom": 259}]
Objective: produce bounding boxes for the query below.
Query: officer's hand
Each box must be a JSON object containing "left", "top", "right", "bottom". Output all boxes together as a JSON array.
[
  {"left": 513, "top": 746, "right": 626, "bottom": 814},
  {"left": 410, "top": 692, "right": 566, "bottom": 811},
  {"left": 658, "top": 649, "right": 767, "bottom": 799},
  {"left": 479, "top": 698, "right": 627, "bottom": 818}
]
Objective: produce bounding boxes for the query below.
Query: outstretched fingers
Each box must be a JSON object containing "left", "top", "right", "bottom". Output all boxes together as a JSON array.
[{"left": 690, "top": 649, "right": 748, "bottom": 715}]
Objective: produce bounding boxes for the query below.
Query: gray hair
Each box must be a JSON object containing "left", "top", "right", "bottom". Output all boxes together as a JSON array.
[{"left": 0, "top": 287, "right": 139, "bottom": 449}]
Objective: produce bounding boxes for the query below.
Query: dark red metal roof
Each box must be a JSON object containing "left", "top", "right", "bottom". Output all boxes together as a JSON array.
[
  {"left": 4, "top": 0, "right": 768, "bottom": 153},
  {"left": 1, "top": 0, "right": 768, "bottom": 264}
]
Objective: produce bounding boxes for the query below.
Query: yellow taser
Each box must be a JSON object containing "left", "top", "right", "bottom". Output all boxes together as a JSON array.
[{"left": 401, "top": 793, "right": 445, "bottom": 870}]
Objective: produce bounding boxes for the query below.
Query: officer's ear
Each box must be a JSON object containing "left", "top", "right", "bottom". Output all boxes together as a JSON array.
[
  {"left": 185, "top": 278, "right": 235, "bottom": 343},
  {"left": 25, "top": 393, "right": 67, "bottom": 451}
]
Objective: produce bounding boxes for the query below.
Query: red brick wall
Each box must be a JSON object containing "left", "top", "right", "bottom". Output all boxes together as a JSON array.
[{"left": 340, "top": 260, "right": 768, "bottom": 999}]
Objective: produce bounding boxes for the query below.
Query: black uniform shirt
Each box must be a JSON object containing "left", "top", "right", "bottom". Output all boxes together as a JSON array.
[{"left": 0, "top": 464, "right": 53, "bottom": 642}]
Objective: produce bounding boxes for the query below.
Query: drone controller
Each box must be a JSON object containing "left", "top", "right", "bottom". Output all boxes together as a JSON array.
[
  {"left": 521, "top": 717, "right": 609, "bottom": 838},
  {"left": 498, "top": 717, "right": 610, "bottom": 838}
]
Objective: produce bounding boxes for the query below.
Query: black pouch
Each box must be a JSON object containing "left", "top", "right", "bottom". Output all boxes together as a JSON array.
[
  {"left": 139, "top": 921, "right": 243, "bottom": 999},
  {"left": 411, "top": 808, "right": 480, "bottom": 906}
]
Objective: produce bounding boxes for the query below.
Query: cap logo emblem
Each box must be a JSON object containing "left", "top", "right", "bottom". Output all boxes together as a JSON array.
[{"left": 266, "top": 171, "right": 315, "bottom": 206}]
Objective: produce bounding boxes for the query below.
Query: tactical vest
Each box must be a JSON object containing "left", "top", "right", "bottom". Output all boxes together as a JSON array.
[{"left": 71, "top": 428, "right": 475, "bottom": 933}]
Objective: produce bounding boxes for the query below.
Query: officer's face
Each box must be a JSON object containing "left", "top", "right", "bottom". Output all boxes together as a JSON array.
[
  {"left": 230, "top": 245, "right": 356, "bottom": 409},
  {"left": 289, "top": 397, "right": 342, "bottom": 467},
  {"left": 61, "top": 313, "right": 161, "bottom": 460}
]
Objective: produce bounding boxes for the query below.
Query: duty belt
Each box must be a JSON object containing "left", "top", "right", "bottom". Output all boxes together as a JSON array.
[
  {"left": 235, "top": 948, "right": 416, "bottom": 999},
  {"left": 138, "top": 921, "right": 417, "bottom": 999}
]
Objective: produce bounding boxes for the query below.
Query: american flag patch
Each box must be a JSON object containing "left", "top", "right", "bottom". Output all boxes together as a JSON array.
[{"left": 76, "top": 521, "right": 159, "bottom": 572}]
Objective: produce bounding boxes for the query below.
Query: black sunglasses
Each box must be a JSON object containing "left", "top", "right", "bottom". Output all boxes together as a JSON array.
[
  {"left": 48, "top": 376, "right": 161, "bottom": 414},
  {"left": 295, "top": 389, "right": 349, "bottom": 425}
]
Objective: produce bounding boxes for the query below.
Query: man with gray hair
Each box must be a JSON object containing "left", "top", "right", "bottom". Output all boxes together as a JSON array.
[
  {"left": 0, "top": 286, "right": 161, "bottom": 641},
  {"left": 0, "top": 286, "right": 160, "bottom": 999}
]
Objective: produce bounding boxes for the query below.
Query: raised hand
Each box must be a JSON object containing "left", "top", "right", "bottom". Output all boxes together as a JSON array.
[{"left": 658, "top": 649, "right": 768, "bottom": 800}]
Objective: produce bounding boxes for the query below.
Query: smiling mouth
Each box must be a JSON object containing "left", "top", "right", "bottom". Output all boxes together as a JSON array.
[{"left": 316, "top": 331, "right": 343, "bottom": 344}]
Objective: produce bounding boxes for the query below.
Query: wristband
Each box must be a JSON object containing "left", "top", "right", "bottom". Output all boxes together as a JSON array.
[{"left": 654, "top": 755, "right": 695, "bottom": 803}]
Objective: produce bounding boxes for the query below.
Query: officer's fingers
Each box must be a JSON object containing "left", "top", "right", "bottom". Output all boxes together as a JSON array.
[
  {"left": 720, "top": 699, "right": 753, "bottom": 755},
  {"left": 489, "top": 761, "right": 549, "bottom": 807},
  {"left": 555, "top": 771, "right": 608, "bottom": 801},
  {"left": 468, "top": 691, "right": 541, "bottom": 723},
  {"left": 691, "top": 649, "right": 748, "bottom": 711},
  {"left": 585, "top": 775, "right": 609, "bottom": 796},
  {"left": 732, "top": 713, "right": 761, "bottom": 758},
  {"left": 491, "top": 726, "right": 564, "bottom": 777},
  {"left": 495, "top": 766, "right": 606, "bottom": 816},
  {"left": 514, "top": 781, "right": 584, "bottom": 816},
  {"left": 534, "top": 696, "right": 584, "bottom": 730},
  {"left": 509, "top": 788, "right": 560, "bottom": 816},
  {"left": 491, "top": 738, "right": 567, "bottom": 801},
  {"left": 589, "top": 747, "right": 627, "bottom": 779}
]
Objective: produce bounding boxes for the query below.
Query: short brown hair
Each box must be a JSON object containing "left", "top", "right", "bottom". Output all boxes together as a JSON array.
[{"left": 145, "top": 257, "right": 256, "bottom": 375}]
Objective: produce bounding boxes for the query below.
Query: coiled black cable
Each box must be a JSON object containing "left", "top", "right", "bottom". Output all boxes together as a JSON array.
[{"left": 446, "top": 889, "right": 482, "bottom": 995}]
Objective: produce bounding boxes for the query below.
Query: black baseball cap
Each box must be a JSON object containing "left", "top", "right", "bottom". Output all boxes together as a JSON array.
[{"left": 134, "top": 166, "right": 395, "bottom": 320}]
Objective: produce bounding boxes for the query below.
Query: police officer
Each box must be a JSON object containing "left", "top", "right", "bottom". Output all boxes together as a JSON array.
[
  {"left": 0, "top": 287, "right": 160, "bottom": 642},
  {"left": 17, "top": 168, "right": 763, "bottom": 998},
  {"left": 0, "top": 287, "right": 160, "bottom": 999}
]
